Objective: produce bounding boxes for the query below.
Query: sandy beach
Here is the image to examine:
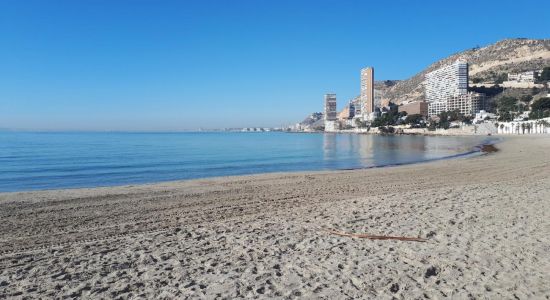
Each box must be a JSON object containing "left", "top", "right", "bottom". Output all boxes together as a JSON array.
[{"left": 1, "top": 136, "right": 549, "bottom": 299}]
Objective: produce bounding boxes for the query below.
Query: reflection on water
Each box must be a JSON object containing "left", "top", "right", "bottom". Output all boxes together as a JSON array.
[
  {"left": 321, "top": 133, "right": 491, "bottom": 169},
  {"left": 0, "top": 132, "right": 494, "bottom": 192}
]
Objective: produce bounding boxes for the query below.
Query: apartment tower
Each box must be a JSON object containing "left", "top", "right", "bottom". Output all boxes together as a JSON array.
[
  {"left": 424, "top": 60, "right": 486, "bottom": 117},
  {"left": 361, "top": 67, "right": 375, "bottom": 115},
  {"left": 324, "top": 93, "right": 338, "bottom": 131},
  {"left": 425, "top": 60, "right": 468, "bottom": 103},
  {"left": 324, "top": 93, "right": 337, "bottom": 121}
]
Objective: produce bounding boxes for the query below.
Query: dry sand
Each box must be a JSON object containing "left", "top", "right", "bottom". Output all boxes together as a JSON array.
[{"left": 0, "top": 136, "right": 549, "bottom": 299}]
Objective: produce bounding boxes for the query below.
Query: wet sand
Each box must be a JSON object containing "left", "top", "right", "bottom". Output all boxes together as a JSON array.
[{"left": 1, "top": 136, "right": 549, "bottom": 299}]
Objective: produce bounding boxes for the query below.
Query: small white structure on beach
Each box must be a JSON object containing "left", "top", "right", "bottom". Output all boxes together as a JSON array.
[{"left": 474, "top": 110, "right": 496, "bottom": 123}]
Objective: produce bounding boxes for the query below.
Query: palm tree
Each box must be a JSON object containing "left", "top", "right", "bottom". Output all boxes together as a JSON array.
[
  {"left": 521, "top": 123, "right": 526, "bottom": 134},
  {"left": 499, "top": 123, "right": 504, "bottom": 134},
  {"left": 538, "top": 120, "right": 550, "bottom": 134}
]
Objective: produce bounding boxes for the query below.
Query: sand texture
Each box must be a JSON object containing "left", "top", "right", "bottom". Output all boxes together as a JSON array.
[{"left": 1, "top": 136, "right": 549, "bottom": 299}]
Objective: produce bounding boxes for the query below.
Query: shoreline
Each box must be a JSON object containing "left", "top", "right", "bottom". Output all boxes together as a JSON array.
[
  {"left": 0, "top": 135, "right": 499, "bottom": 195},
  {"left": 1, "top": 136, "right": 549, "bottom": 298}
]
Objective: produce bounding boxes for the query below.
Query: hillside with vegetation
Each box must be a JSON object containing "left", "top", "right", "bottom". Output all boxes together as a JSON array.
[{"left": 384, "top": 38, "right": 550, "bottom": 103}]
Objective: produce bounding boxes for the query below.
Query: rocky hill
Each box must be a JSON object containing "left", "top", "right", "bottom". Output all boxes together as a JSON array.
[
  {"left": 295, "top": 112, "right": 324, "bottom": 130},
  {"left": 384, "top": 38, "right": 550, "bottom": 103}
]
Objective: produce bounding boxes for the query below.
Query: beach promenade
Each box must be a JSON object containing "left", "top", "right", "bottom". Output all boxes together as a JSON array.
[{"left": 0, "top": 136, "right": 549, "bottom": 299}]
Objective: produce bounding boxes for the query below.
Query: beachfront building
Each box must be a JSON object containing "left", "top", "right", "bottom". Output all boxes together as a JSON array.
[
  {"left": 425, "top": 60, "right": 468, "bottom": 103},
  {"left": 428, "top": 101, "right": 448, "bottom": 117},
  {"left": 428, "top": 93, "right": 486, "bottom": 117},
  {"left": 425, "top": 60, "right": 486, "bottom": 117},
  {"left": 449, "top": 92, "right": 485, "bottom": 116},
  {"left": 324, "top": 93, "right": 338, "bottom": 131},
  {"left": 398, "top": 101, "right": 428, "bottom": 117},
  {"left": 361, "top": 67, "right": 375, "bottom": 120}
]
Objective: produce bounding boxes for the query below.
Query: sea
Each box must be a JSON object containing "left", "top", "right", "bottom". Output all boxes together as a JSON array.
[{"left": 0, "top": 132, "right": 496, "bottom": 192}]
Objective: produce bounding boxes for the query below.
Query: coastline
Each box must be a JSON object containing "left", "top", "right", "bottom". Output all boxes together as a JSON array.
[
  {"left": 292, "top": 126, "right": 490, "bottom": 136},
  {"left": 0, "top": 134, "right": 498, "bottom": 194},
  {"left": 1, "top": 136, "right": 549, "bottom": 298}
]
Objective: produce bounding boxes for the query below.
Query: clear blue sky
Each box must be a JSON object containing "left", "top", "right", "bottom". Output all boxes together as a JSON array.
[{"left": 0, "top": 0, "right": 547, "bottom": 131}]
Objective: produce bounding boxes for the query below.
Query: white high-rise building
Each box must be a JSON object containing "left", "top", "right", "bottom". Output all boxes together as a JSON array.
[
  {"left": 424, "top": 60, "right": 486, "bottom": 117},
  {"left": 425, "top": 60, "right": 468, "bottom": 103}
]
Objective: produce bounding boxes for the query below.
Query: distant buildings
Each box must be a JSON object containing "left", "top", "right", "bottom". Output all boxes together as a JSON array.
[
  {"left": 317, "top": 66, "right": 387, "bottom": 129},
  {"left": 343, "top": 101, "right": 355, "bottom": 119},
  {"left": 361, "top": 67, "right": 375, "bottom": 118},
  {"left": 427, "top": 101, "right": 448, "bottom": 117},
  {"left": 448, "top": 92, "right": 485, "bottom": 116},
  {"left": 324, "top": 93, "right": 338, "bottom": 131},
  {"left": 425, "top": 60, "right": 485, "bottom": 117},
  {"left": 320, "top": 68, "right": 380, "bottom": 130},
  {"left": 500, "top": 70, "right": 545, "bottom": 88},
  {"left": 398, "top": 101, "right": 428, "bottom": 117},
  {"left": 349, "top": 101, "right": 356, "bottom": 118},
  {"left": 324, "top": 93, "right": 337, "bottom": 121},
  {"left": 336, "top": 101, "right": 357, "bottom": 128},
  {"left": 473, "top": 110, "right": 496, "bottom": 123},
  {"left": 507, "top": 70, "right": 539, "bottom": 83},
  {"left": 351, "top": 95, "right": 362, "bottom": 116},
  {"left": 240, "top": 127, "right": 275, "bottom": 132},
  {"left": 428, "top": 92, "right": 486, "bottom": 116}
]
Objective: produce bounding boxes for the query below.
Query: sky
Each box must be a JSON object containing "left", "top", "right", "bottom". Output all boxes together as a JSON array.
[{"left": 0, "top": 0, "right": 548, "bottom": 131}]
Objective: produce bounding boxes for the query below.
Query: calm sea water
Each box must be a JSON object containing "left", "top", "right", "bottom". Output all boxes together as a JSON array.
[{"left": 0, "top": 132, "right": 494, "bottom": 192}]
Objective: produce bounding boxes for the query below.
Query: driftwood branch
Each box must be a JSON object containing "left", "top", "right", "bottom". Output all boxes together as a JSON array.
[{"left": 325, "top": 229, "right": 427, "bottom": 242}]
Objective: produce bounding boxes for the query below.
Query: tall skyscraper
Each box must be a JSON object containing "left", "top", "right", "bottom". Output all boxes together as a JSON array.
[
  {"left": 324, "top": 93, "right": 337, "bottom": 121},
  {"left": 361, "top": 67, "right": 374, "bottom": 114},
  {"left": 425, "top": 60, "right": 468, "bottom": 103}
]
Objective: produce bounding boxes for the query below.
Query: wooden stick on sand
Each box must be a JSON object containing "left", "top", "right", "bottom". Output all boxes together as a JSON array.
[{"left": 326, "top": 229, "right": 427, "bottom": 242}]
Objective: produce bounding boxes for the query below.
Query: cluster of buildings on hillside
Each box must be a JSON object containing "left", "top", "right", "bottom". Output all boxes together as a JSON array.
[
  {"left": 506, "top": 70, "right": 541, "bottom": 83},
  {"left": 499, "top": 70, "right": 545, "bottom": 88},
  {"left": 316, "top": 60, "right": 489, "bottom": 131},
  {"left": 289, "top": 59, "right": 549, "bottom": 134}
]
